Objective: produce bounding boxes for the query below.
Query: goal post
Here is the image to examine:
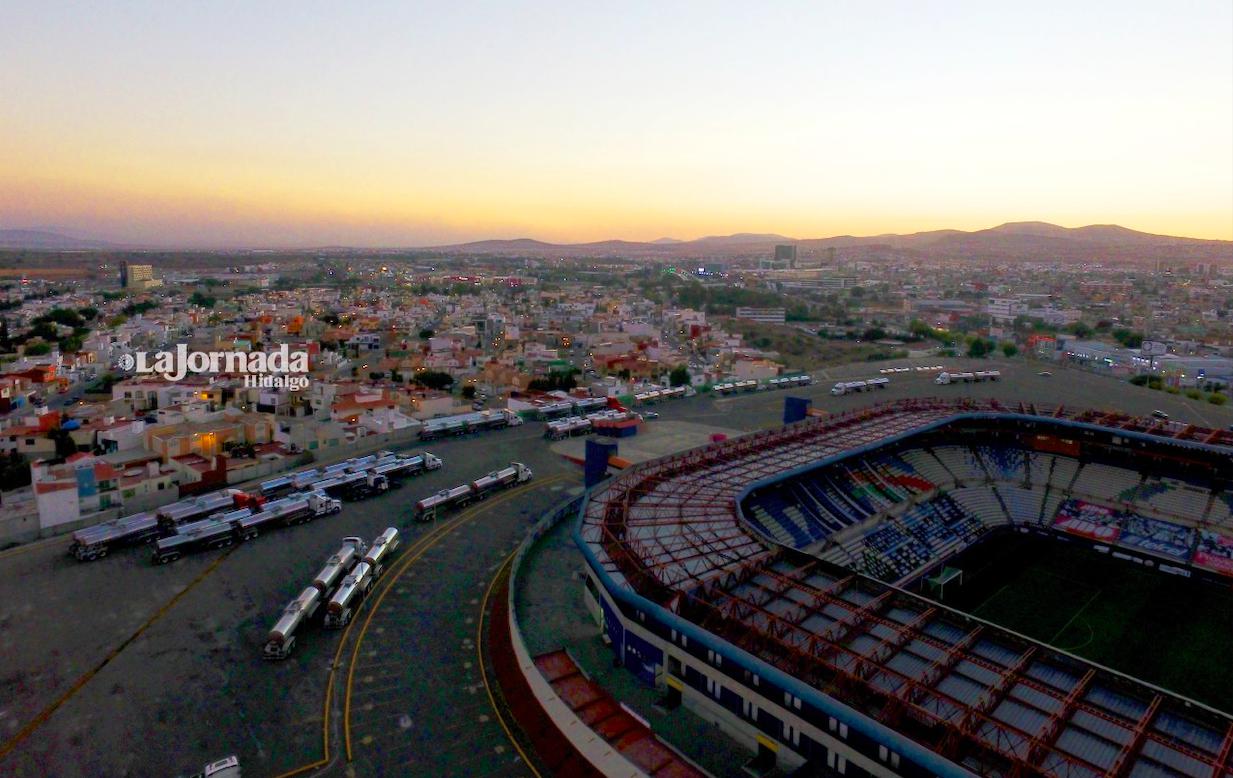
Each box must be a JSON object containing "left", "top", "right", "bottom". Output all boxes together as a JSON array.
[{"left": 925, "top": 566, "right": 964, "bottom": 600}]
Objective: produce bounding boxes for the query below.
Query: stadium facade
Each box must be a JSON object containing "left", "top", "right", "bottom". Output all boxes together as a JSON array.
[{"left": 574, "top": 399, "right": 1233, "bottom": 777}]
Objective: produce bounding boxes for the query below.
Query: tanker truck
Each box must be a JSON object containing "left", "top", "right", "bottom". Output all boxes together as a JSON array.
[
  {"left": 362, "top": 527, "right": 401, "bottom": 577},
  {"left": 412, "top": 462, "right": 532, "bottom": 521},
  {"left": 262, "top": 586, "right": 323, "bottom": 660},
  {"left": 323, "top": 561, "right": 376, "bottom": 628}
]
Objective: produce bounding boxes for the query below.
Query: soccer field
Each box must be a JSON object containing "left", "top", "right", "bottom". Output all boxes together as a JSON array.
[{"left": 938, "top": 532, "right": 1233, "bottom": 714}]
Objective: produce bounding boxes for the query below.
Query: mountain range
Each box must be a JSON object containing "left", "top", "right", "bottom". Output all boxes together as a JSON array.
[
  {"left": 428, "top": 222, "right": 1232, "bottom": 264},
  {"left": 0, "top": 229, "right": 117, "bottom": 250},
  {"left": 1, "top": 222, "right": 1229, "bottom": 264}
]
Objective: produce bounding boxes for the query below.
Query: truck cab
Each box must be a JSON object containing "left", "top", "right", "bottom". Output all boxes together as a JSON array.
[
  {"left": 308, "top": 492, "right": 343, "bottom": 516},
  {"left": 189, "top": 755, "right": 241, "bottom": 778}
]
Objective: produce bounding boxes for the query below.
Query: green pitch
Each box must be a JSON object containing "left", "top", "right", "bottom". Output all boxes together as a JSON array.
[{"left": 935, "top": 533, "right": 1233, "bottom": 714}]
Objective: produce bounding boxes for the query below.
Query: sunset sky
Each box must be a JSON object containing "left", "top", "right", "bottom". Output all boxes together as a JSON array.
[{"left": 2, "top": 1, "right": 1230, "bottom": 247}]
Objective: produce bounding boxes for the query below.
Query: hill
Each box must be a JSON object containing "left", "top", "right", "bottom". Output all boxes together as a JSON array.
[
  {"left": 0, "top": 229, "right": 116, "bottom": 250},
  {"left": 429, "top": 222, "right": 1231, "bottom": 264}
]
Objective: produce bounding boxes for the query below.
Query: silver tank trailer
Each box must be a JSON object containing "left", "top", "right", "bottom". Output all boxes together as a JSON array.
[
  {"left": 363, "top": 528, "right": 400, "bottom": 573},
  {"left": 312, "top": 545, "right": 359, "bottom": 592},
  {"left": 472, "top": 467, "right": 517, "bottom": 494},
  {"left": 263, "top": 586, "right": 322, "bottom": 659},
  {"left": 324, "top": 562, "right": 374, "bottom": 628},
  {"left": 416, "top": 484, "right": 471, "bottom": 514}
]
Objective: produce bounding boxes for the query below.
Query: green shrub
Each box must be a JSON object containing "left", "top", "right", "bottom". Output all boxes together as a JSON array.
[{"left": 1208, "top": 393, "right": 1227, "bottom": 406}]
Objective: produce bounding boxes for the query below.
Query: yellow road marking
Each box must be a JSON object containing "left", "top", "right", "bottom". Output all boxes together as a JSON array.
[
  {"left": 271, "top": 496, "right": 501, "bottom": 778},
  {"left": 343, "top": 475, "right": 568, "bottom": 760},
  {"left": 477, "top": 548, "right": 543, "bottom": 778},
  {"left": 273, "top": 473, "right": 569, "bottom": 776},
  {"left": 0, "top": 534, "right": 63, "bottom": 561}
]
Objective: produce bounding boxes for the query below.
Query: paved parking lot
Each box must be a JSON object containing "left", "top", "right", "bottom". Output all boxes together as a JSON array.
[{"left": 0, "top": 426, "right": 577, "bottom": 778}]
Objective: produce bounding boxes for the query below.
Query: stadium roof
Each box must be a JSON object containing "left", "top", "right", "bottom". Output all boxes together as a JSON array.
[{"left": 578, "top": 399, "right": 1233, "bottom": 778}]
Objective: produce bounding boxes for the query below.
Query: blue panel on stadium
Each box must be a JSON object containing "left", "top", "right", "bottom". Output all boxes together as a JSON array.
[
  {"left": 784, "top": 396, "right": 811, "bottom": 424},
  {"left": 623, "top": 630, "right": 662, "bottom": 686},
  {"left": 585, "top": 439, "right": 618, "bottom": 488}
]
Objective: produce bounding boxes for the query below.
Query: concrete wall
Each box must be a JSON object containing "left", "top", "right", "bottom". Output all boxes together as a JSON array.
[{"left": 505, "top": 497, "right": 658, "bottom": 777}]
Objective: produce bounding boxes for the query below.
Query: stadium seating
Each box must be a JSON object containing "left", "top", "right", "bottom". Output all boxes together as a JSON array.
[
  {"left": 1206, "top": 493, "right": 1233, "bottom": 529},
  {"left": 872, "top": 453, "right": 936, "bottom": 495},
  {"left": 858, "top": 521, "right": 935, "bottom": 581},
  {"left": 977, "top": 446, "right": 1027, "bottom": 483},
  {"left": 744, "top": 441, "right": 1228, "bottom": 583},
  {"left": 1070, "top": 463, "right": 1142, "bottom": 501},
  {"left": 837, "top": 466, "right": 898, "bottom": 511},
  {"left": 744, "top": 488, "right": 829, "bottom": 547},
  {"left": 1025, "top": 452, "right": 1053, "bottom": 487},
  {"left": 1049, "top": 457, "right": 1081, "bottom": 491},
  {"left": 1040, "top": 489, "right": 1067, "bottom": 525},
  {"left": 933, "top": 446, "right": 988, "bottom": 483},
  {"left": 948, "top": 486, "right": 1012, "bottom": 528},
  {"left": 805, "top": 477, "right": 870, "bottom": 525},
  {"left": 899, "top": 449, "right": 956, "bottom": 487},
  {"left": 995, "top": 485, "right": 1048, "bottom": 524},
  {"left": 1135, "top": 478, "right": 1211, "bottom": 521},
  {"left": 928, "top": 494, "right": 985, "bottom": 540}
]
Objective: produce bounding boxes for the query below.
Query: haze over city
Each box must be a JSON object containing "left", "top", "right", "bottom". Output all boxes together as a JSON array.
[{"left": 3, "top": 1, "right": 1231, "bottom": 248}]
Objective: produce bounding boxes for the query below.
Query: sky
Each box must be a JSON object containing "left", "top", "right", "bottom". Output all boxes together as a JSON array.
[{"left": 1, "top": 1, "right": 1231, "bottom": 248}]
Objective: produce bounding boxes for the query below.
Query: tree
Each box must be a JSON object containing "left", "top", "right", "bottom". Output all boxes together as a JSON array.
[
  {"left": 78, "top": 307, "right": 99, "bottom": 321},
  {"left": 49, "top": 428, "right": 77, "bottom": 458},
  {"left": 1064, "top": 321, "right": 1092, "bottom": 339},
  {"left": 413, "top": 371, "right": 454, "bottom": 391},
  {"left": 1112, "top": 329, "right": 1144, "bottom": 349},
  {"left": 461, "top": 385, "right": 477, "bottom": 400},
  {"left": 122, "top": 301, "right": 158, "bottom": 316},
  {"left": 25, "top": 342, "right": 51, "bottom": 356},
  {"left": 1001, "top": 342, "right": 1018, "bottom": 358},
  {"left": 33, "top": 308, "right": 84, "bottom": 328},
  {"left": 966, "top": 337, "right": 994, "bottom": 358},
  {"left": 0, "top": 451, "right": 31, "bottom": 492},
  {"left": 418, "top": 329, "right": 435, "bottom": 340},
  {"left": 189, "top": 291, "right": 216, "bottom": 308},
  {"left": 669, "top": 364, "right": 690, "bottom": 387},
  {"left": 861, "top": 327, "right": 887, "bottom": 341},
  {"left": 527, "top": 369, "right": 579, "bottom": 392}
]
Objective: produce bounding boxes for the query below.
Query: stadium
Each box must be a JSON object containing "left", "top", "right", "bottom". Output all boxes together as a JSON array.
[{"left": 573, "top": 398, "right": 1233, "bottom": 778}]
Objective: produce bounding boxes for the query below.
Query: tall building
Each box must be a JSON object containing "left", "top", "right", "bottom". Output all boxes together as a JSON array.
[
  {"left": 760, "top": 244, "right": 799, "bottom": 271},
  {"left": 120, "top": 262, "right": 161, "bottom": 290}
]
